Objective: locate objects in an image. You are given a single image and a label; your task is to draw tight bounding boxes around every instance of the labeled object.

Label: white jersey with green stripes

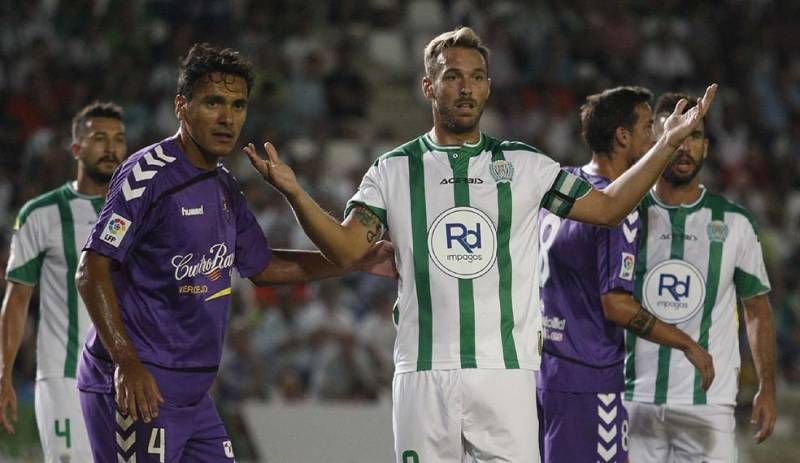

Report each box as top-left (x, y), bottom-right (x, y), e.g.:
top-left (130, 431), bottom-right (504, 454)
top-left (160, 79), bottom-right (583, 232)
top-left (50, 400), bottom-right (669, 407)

top-left (347, 133), bottom-right (590, 374)
top-left (624, 188), bottom-right (770, 406)
top-left (6, 182), bottom-right (104, 380)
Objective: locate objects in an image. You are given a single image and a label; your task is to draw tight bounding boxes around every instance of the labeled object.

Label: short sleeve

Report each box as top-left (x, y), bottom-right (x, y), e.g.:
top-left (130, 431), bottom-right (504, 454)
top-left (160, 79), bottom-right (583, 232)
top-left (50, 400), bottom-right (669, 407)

top-left (597, 210), bottom-right (640, 295)
top-left (5, 208), bottom-right (47, 285)
top-left (231, 185), bottom-right (272, 278)
top-left (541, 169), bottom-right (593, 217)
top-left (345, 161), bottom-right (387, 228)
top-left (84, 164), bottom-right (153, 263)
top-left (733, 216), bottom-right (770, 299)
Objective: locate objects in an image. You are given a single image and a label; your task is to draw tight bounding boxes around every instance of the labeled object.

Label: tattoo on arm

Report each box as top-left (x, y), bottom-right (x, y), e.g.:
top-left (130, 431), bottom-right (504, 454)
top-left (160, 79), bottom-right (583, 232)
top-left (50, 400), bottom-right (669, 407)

top-left (627, 307), bottom-right (657, 336)
top-left (354, 206), bottom-right (384, 244)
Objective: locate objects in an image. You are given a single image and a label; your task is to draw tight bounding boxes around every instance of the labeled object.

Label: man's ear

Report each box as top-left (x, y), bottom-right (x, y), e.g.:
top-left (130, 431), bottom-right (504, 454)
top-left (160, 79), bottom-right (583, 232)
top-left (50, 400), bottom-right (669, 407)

top-left (175, 94), bottom-right (187, 120)
top-left (70, 142), bottom-right (81, 160)
top-left (422, 76), bottom-right (433, 100)
top-left (613, 126), bottom-right (630, 150)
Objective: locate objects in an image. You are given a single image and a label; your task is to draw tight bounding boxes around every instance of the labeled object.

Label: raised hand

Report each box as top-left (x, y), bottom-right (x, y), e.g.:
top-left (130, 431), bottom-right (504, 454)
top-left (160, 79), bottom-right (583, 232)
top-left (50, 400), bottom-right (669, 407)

top-left (114, 356), bottom-right (164, 423)
top-left (357, 240), bottom-right (399, 279)
top-left (0, 376), bottom-right (17, 434)
top-left (243, 142), bottom-right (301, 199)
top-left (662, 83), bottom-right (717, 150)
top-left (684, 343), bottom-right (715, 391)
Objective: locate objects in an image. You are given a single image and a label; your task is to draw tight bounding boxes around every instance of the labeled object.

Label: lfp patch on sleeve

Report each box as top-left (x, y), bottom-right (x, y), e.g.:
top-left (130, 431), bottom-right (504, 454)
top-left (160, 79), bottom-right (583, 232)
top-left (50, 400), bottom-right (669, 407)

top-left (100, 213), bottom-right (132, 248)
top-left (619, 252), bottom-right (635, 281)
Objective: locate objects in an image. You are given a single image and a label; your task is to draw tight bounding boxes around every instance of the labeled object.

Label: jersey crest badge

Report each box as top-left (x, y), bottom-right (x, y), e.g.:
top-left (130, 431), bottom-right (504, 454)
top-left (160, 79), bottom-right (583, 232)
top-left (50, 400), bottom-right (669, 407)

top-left (489, 160), bottom-right (514, 183)
top-left (706, 220), bottom-right (728, 243)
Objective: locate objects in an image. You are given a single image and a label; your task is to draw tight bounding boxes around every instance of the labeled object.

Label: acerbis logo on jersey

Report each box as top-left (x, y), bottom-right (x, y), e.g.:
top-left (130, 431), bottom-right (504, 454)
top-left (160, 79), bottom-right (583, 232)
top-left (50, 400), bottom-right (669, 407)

top-left (643, 259), bottom-right (706, 323)
top-left (100, 213), bottom-right (132, 248)
top-left (428, 207), bottom-right (497, 279)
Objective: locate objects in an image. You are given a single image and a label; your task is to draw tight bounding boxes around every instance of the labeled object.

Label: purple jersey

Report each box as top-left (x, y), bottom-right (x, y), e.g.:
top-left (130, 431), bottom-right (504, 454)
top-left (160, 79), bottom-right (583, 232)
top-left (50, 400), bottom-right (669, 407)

top-left (79, 137), bottom-right (271, 382)
top-left (536, 166), bottom-right (639, 392)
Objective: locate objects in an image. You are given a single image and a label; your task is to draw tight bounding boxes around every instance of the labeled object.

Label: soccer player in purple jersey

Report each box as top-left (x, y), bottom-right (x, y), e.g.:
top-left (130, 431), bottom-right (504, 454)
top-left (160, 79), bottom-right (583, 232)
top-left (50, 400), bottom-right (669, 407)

top-left (536, 87), bottom-right (715, 463)
top-left (74, 43), bottom-right (393, 463)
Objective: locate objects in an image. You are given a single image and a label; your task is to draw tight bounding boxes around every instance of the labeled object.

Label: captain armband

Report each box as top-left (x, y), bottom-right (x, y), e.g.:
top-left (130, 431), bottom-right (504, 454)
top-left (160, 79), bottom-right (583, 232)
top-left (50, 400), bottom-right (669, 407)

top-left (626, 307), bottom-right (657, 336)
top-left (541, 170), bottom-right (592, 217)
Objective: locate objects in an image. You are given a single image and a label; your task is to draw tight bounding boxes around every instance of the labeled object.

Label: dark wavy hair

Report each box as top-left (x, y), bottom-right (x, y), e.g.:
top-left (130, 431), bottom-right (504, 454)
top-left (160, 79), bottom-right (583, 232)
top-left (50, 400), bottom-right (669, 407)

top-left (71, 101), bottom-right (123, 142)
top-left (580, 86), bottom-right (653, 155)
top-left (176, 43), bottom-right (254, 99)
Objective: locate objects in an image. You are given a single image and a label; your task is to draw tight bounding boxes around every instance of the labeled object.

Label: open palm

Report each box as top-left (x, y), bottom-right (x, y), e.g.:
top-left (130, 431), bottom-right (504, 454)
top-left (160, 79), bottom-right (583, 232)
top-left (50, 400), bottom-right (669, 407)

top-left (243, 142), bottom-right (301, 198)
top-left (662, 84), bottom-right (717, 149)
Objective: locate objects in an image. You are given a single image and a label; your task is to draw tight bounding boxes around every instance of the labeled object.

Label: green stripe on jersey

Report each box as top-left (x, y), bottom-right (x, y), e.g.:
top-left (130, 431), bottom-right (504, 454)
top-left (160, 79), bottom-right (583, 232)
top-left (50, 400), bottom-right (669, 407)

top-left (448, 151), bottom-right (477, 368)
top-left (90, 197), bottom-right (104, 215)
top-left (13, 187), bottom-right (63, 231)
top-left (492, 146), bottom-right (519, 368)
top-left (7, 252), bottom-right (46, 285)
top-left (693, 199), bottom-right (725, 403)
top-left (654, 208), bottom-right (689, 404)
top-left (408, 140), bottom-right (433, 371)
top-left (733, 268), bottom-right (770, 299)
top-left (626, 197), bottom-right (653, 400)
top-left (56, 187), bottom-right (80, 378)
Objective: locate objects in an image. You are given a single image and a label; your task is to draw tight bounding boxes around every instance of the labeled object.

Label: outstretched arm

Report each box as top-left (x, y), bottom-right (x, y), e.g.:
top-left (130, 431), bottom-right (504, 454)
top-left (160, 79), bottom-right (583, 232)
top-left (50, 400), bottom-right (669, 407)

top-left (0, 282), bottom-right (34, 434)
top-left (243, 142), bottom-right (383, 268)
top-left (741, 294), bottom-right (776, 444)
top-left (602, 290), bottom-right (714, 390)
top-left (249, 240), bottom-right (398, 285)
top-left (75, 251), bottom-right (163, 423)
top-left (568, 84), bottom-right (717, 226)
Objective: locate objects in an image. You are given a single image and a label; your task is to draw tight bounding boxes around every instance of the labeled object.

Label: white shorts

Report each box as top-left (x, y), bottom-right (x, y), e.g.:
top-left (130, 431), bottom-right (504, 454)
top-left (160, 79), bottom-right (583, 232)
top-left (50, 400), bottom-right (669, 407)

top-left (392, 369), bottom-right (539, 463)
top-left (35, 377), bottom-right (92, 463)
top-left (624, 400), bottom-right (737, 463)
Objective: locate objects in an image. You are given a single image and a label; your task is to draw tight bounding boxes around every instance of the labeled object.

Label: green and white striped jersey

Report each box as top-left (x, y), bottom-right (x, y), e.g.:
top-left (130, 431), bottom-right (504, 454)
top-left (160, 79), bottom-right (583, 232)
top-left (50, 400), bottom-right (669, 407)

top-left (624, 188), bottom-right (770, 405)
top-left (347, 133), bottom-right (590, 373)
top-left (5, 182), bottom-right (104, 380)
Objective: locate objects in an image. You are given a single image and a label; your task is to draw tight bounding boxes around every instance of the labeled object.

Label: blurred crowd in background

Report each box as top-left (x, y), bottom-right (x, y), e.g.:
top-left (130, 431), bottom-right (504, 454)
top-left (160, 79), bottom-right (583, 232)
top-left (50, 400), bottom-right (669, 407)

top-left (1, 0), bottom-right (799, 459)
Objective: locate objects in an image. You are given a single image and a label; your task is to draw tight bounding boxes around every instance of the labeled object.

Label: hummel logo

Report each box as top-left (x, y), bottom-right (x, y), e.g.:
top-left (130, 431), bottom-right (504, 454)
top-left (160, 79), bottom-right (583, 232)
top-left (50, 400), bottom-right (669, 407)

top-left (182, 205), bottom-right (204, 216)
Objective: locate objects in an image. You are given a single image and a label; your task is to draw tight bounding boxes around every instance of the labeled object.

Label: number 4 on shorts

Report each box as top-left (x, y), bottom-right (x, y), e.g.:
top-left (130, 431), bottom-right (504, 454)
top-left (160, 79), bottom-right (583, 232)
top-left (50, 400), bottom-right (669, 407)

top-left (148, 428), bottom-right (166, 463)
top-left (54, 418), bottom-right (71, 449)
top-left (402, 450), bottom-right (420, 463)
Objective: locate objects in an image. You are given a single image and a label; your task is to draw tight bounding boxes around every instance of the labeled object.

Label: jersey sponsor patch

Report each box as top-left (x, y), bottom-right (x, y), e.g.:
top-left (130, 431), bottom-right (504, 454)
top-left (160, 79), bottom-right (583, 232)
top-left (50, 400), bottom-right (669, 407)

top-left (619, 252), bottom-right (635, 281)
top-left (100, 213), bottom-right (132, 248)
top-left (643, 259), bottom-right (706, 323)
top-left (428, 206), bottom-right (497, 279)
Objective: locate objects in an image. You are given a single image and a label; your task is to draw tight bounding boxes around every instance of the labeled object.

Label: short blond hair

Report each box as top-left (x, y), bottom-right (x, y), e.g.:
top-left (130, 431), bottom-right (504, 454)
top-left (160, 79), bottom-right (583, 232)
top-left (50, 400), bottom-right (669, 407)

top-left (423, 26), bottom-right (490, 77)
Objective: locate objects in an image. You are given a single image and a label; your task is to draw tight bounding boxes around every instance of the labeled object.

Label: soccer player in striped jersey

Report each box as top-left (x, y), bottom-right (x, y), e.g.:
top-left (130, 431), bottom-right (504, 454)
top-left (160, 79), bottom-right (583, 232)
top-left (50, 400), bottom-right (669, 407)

top-left (0, 102), bottom-right (127, 462)
top-left (536, 87), bottom-right (714, 463)
top-left (245, 28), bottom-right (717, 463)
top-left (624, 92), bottom-right (777, 462)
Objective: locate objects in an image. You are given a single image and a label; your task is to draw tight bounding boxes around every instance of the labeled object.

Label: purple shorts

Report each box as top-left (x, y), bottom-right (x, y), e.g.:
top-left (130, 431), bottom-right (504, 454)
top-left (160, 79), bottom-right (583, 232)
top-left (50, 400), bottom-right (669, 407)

top-left (537, 388), bottom-right (629, 463)
top-left (78, 356), bottom-right (233, 463)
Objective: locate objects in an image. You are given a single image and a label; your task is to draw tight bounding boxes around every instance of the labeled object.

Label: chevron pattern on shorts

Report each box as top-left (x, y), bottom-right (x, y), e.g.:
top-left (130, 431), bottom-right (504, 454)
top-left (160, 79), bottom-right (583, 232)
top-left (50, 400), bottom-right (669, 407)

top-left (116, 410), bottom-right (136, 463)
top-left (597, 393), bottom-right (619, 462)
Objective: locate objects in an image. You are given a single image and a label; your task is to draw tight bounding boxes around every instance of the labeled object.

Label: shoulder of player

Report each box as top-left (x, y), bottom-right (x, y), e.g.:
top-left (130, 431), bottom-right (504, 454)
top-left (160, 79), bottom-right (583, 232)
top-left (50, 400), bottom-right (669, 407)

top-left (112, 140), bottom-right (183, 201)
top-left (496, 139), bottom-right (546, 156)
top-left (14, 184), bottom-right (71, 230)
top-left (369, 138), bottom-right (422, 167)
top-left (703, 190), bottom-right (759, 231)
